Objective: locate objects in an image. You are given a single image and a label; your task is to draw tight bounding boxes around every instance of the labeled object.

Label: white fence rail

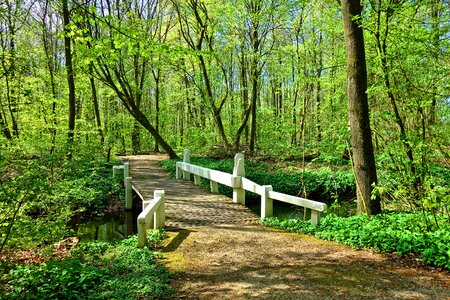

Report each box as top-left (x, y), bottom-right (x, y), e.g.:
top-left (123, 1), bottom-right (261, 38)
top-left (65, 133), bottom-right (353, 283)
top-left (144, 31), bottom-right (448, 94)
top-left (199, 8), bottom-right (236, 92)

top-left (113, 163), bottom-right (165, 248)
top-left (137, 190), bottom-right (165, 248)
top-left (176, 149), bottom-right (327, 225)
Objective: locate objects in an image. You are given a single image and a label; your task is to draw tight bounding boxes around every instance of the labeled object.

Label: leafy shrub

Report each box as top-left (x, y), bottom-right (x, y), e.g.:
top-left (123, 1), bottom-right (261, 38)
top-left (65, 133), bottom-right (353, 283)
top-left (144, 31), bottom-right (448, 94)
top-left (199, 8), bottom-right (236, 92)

top-left (3, 259), bottom-right (107, 299)
top-left (262, 211), bottom-right (450, 270)
top-left (2, 230), bottom-right (172, 299)
top-left (0, 156), bottom-right (122, 250)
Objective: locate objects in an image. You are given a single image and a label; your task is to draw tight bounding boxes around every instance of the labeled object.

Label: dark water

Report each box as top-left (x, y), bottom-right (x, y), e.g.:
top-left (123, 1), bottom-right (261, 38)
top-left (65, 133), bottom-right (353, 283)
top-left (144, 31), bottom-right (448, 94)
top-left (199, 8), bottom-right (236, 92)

top-left (72, 210), bottom-right (141, 243)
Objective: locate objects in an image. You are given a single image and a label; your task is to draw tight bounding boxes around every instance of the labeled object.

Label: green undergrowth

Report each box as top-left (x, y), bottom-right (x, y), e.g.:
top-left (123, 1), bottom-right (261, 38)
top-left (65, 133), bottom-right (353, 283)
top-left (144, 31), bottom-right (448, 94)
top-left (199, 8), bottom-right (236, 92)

top-left (159, 157), bottom-right (355, 204)
top-left (1, 230), bottom-right (172, 299)
top-left (0, 155), bottom-right (124, 250)
top-left (263, 212), bottom-right (450, 270)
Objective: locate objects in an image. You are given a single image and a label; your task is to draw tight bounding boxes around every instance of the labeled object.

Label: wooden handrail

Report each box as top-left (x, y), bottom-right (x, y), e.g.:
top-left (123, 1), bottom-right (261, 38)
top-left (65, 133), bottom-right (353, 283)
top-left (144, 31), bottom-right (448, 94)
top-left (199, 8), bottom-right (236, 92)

top-left (176, 149), bottom-right (327, 225)
top-left (137, 190), bottom-right (165, 248)
top-left (113, 164), bottom-right (166, 248)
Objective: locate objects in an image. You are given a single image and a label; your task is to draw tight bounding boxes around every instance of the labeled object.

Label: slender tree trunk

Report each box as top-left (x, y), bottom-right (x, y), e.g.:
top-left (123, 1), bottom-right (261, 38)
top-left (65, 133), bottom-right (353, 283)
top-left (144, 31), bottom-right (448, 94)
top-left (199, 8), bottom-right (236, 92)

top-left (373, 3), bottom-right (415, 174)
top-left (0, 109), bottom-right (12, 140)
top-left (5, 1), bottom-right (18, 138)
top-left (89, 64), bottom-right (104, 145)
top-left (152, 69), bottom-right (161, 152)
top-left (341, 0), bottom-right (381, 215)
top-left (63, 0), bottom-right (76, 159)
top-left (249, 50), bottom-right (259, 155)
top-left (198, 54), bottom-right (230, 149)
top-left (235, 44), bottom-right (250, 150)
top-left (5, 77), bottom-right (18, 138)
top-left (132, 121), bottom-right (141, 154)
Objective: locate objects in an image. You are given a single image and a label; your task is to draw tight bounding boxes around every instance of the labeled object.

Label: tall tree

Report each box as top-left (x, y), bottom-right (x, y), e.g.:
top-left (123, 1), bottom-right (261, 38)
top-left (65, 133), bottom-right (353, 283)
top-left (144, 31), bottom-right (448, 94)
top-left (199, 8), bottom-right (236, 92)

top-left (0, 0), bottom-right (24, 138)
top-left (75, 0), bottom-right (179, 159)
top-left (341, 0), bottom-right (381, 214)
top-left (62, 0), bottom-right (76, 158)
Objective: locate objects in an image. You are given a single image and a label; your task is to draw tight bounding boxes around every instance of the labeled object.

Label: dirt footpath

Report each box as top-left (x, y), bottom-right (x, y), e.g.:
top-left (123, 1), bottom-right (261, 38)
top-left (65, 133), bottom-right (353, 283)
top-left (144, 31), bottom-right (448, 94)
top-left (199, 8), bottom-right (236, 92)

top-left (125, 156), bottom-right (450, 299)
top-left (162, 224), bottom-right (450, 300)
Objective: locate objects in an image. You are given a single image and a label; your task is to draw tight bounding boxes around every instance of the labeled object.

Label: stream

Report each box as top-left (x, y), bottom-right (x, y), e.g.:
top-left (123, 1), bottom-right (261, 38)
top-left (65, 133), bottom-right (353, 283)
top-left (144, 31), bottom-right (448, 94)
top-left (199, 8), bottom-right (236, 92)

top-left (72, 209), bottom-right (141, 243)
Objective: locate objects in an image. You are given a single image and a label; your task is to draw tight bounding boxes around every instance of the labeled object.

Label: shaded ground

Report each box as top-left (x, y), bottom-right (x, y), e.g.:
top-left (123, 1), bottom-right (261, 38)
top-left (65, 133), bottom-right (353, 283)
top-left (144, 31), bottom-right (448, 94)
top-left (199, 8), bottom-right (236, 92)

top-left (125, 155), bottom-right (450, 300)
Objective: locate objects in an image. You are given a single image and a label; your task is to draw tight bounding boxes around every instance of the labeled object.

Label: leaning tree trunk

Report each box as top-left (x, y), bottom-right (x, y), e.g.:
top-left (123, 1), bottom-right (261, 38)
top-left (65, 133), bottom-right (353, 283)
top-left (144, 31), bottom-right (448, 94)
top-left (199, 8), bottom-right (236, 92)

top-left (341, 0), bottom-right (381, 215)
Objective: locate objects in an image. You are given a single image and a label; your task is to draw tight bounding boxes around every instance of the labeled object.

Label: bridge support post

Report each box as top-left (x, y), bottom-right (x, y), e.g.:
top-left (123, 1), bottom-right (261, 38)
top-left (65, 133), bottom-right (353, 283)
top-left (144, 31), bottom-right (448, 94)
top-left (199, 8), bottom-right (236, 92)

top-left (176, 162), bottom-right (181, 179)
top-left (210, 180), bottom-right (218, 193)
top-left (154, 190), bottom-right (165, 228)
top-left (232, 153), bottom-right (245, 205)
top-left (183, 149), bottom-right (190, 180)
top-left (125, 177), bottom-right (133, 210)
top-left (311, 210), bottom-right (321, 226)
top-left (261, 185), bottom-right (273, 219)
top-left (123, 162), bottom-right (130, 185)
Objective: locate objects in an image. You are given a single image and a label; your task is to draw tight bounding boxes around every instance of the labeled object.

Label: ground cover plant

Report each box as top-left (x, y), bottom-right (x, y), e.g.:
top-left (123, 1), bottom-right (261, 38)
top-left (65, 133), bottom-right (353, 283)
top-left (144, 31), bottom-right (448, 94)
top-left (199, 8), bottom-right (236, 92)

top-left (1, 231), bottom-right (172, 299)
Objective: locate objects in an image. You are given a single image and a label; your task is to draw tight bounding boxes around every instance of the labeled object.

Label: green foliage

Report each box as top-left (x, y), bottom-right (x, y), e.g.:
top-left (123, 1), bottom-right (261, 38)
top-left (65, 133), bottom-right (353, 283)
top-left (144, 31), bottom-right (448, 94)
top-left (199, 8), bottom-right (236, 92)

top-left (311, 155), bottom-right (350, 166)
top-left (3, 259), bottom-right (106, 299)
top-left (0, 154), bottom-right (123, 250)
top-left (2, 230), bottom-right (172, 299)
top-left (263, 211), bottom-right (450, 269)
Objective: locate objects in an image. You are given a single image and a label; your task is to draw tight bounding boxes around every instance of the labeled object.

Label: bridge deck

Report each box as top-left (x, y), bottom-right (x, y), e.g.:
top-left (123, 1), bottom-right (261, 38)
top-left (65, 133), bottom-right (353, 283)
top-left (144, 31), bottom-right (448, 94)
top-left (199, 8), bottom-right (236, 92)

top-left (124, 155), bottom-right (259, 228)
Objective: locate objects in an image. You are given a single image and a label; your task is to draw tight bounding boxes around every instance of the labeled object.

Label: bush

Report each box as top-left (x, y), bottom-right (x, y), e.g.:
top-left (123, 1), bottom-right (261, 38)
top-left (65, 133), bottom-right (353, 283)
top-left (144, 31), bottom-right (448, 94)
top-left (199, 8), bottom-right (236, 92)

top-left (0, 155), bottom-right (123, 250)
top-left (2, 230), bottom-right (172, 299)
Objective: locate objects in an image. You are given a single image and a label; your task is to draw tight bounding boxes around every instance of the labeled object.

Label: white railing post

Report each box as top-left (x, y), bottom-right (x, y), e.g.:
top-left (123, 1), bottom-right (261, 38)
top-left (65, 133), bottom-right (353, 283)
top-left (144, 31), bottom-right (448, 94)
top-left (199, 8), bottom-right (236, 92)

top-left (125, 177), bottom-right (133, 210)
top-left (311, 210), bottom-right (321, 226)
top-left (176, 162), bottom-right (182, 179)
top-left (137, 219), bottom-right (147, 248)
top-left (183, 149), bottom-right (190, 180)
top-left (123, 162), bottom-right (130, 185)
top-left (154, 190), bottom-right (165, 228)
top-left (232, 153), bottom-right (245, 205)
top-left (210, 180), bottom-right (218, 193)
top-left (142, 199), bottom-right (154, 228)
top-left (261, 185), bottom-right (273, 219)
top-left (194, 174), bottom-right (201, 185)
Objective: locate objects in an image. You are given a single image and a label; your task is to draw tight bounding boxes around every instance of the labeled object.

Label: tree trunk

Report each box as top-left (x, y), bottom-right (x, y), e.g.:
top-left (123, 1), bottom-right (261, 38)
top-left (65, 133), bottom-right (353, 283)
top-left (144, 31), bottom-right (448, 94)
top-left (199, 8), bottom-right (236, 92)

top-left (89, 64), bottom-right (104, 145)
top-left (131, 121), bottom-right (141, 154)
top-left (127, 102), bottom-right (178, 159)
top-left (0, 109), bottom-right (12, 140)
top-left (4, 1), bottom-right (19, 138)
top-left (63, 0), bottom-right (76, 159)
top-left (152, 69), bottom-right (161, 152)
top-left (341, 0), bottom-right (381, 215)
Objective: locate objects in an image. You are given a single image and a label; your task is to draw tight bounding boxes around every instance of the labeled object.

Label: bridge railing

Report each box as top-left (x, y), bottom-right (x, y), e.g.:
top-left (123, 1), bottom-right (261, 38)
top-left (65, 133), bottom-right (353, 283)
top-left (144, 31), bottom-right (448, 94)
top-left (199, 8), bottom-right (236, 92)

top-left (176, 149), bottom-right (327, 225)
top-left (113, 163), bottom-right (165, 248)
top-left (137, 190), bottom-right (165, 248)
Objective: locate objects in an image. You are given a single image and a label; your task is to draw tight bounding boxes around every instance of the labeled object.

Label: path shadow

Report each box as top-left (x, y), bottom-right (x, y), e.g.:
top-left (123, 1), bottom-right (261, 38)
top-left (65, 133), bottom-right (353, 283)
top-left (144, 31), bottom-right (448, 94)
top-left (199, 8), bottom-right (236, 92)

top-left (161, 228), bottom-right (193, 253)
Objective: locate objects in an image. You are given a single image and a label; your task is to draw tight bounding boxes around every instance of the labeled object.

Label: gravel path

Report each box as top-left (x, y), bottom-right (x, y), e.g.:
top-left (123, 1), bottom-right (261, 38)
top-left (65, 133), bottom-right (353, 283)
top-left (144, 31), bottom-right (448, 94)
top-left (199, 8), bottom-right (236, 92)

top-left (125, 155), bottom-right (450, 300)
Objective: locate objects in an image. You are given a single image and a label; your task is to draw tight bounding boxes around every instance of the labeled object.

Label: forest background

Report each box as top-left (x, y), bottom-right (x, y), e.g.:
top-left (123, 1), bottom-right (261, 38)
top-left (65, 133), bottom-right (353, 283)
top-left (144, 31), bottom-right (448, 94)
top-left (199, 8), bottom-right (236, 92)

top-left (0, 0), bottom-right (449, 297)
top-left (0, 0), bottom-right (450, 284)
top-left (2, 0), bottom-right (449, 208)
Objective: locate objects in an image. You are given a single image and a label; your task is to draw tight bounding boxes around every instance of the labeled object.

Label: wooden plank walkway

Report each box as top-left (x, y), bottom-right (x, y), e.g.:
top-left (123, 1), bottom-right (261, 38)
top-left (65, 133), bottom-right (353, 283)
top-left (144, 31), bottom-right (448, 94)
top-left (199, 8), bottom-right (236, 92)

top-left (123, 155), bottom-right (450, 300)
top-left (124, 155), bottom-right (259, 228)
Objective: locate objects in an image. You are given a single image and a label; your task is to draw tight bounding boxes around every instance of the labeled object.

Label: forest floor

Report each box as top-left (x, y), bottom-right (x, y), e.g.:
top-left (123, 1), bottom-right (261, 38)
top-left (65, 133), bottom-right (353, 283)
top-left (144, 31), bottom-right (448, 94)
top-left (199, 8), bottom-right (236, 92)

top-left (126, 155), bottom-right (450, 300)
